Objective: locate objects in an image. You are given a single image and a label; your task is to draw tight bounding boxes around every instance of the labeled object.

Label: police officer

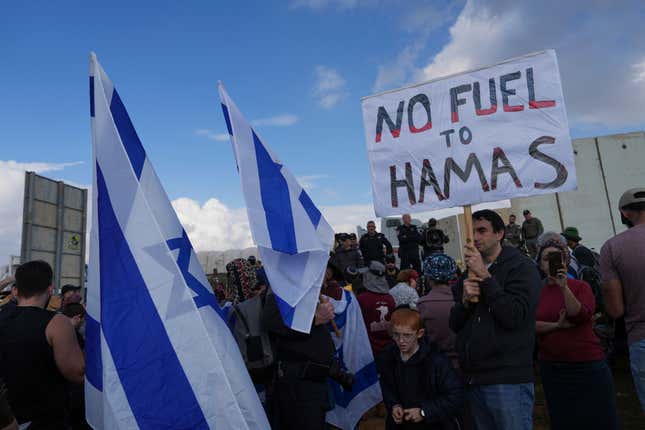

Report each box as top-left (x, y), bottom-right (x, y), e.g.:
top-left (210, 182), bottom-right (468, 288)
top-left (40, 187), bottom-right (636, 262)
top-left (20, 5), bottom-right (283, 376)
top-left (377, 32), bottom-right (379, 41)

top-left (262, 290), bottom-right (335, 430)
top-left (359, 221), bottom-right (393, 265)
top-left (397, 214), bottom-right (422, 273)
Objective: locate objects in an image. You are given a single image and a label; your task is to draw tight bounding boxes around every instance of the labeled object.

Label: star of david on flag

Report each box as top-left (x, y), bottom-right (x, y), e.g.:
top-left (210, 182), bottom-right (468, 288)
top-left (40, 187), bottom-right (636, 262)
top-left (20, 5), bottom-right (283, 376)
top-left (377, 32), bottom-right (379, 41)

top-left (86, 53), bottom-right (269, 429)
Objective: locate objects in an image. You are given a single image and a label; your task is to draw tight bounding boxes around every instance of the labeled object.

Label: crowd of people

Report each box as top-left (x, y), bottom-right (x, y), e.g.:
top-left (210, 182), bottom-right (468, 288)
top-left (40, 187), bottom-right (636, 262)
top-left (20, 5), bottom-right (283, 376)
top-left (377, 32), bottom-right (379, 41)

top-left (1, 186), bottom-right (644, 429)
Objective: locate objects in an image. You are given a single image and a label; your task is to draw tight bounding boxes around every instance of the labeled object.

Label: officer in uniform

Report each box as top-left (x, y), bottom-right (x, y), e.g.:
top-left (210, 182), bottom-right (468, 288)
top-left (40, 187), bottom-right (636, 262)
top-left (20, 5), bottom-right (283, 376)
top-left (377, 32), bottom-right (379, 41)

top-left (397, 214), bottom-right (422, 273)
top-left (359, 220), bottom-right (393, 265)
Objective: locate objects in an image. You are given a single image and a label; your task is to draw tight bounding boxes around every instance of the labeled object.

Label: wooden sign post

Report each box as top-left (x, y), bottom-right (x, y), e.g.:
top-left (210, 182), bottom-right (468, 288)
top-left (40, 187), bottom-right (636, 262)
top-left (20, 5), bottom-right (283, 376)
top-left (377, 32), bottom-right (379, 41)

top-left (320, 295), bottom-right (341, 337)
top-left (463, 205), bottom-right (474, 245)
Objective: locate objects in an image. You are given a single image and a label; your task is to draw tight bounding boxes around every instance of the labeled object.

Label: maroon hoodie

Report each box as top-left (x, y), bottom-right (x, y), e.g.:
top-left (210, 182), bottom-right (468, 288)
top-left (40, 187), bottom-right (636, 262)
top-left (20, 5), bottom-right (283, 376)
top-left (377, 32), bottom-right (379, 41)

top-left (357, 291), bottom-right (395, 355)
top-left (418, 286), bottom-right (458, 367)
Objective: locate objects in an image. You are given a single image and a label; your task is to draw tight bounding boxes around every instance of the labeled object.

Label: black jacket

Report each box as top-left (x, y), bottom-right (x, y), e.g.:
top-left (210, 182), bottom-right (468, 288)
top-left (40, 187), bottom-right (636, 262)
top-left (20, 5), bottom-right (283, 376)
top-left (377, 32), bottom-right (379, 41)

top-left (331, 245), bottom-right (364, 273)
top-left (386, 267), bottom-right (400, 288)
top-left (572, 244), bottom-right (596, 269)
top-left (262, 291), bottom-right (334, 364)
top-left (449, 246), bottom-right (541, 385)
top-left (422, 228), bottom-right (449, 255)
top-left (397, 225), bottom-right (422, 259)
top-left (360, 233), bottom-right (393, 264)
top-left (377, 341), bottom-right (464, 430)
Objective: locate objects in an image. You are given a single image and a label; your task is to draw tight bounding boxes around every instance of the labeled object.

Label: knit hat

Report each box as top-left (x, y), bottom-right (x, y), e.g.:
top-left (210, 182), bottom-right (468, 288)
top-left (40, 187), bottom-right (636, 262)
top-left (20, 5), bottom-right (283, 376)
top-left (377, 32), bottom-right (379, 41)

top-left (361, 261), bottom-right (389, 294)
top-left (423, 254), bottom-right (457, 283)
top-left (536, 237), bottom-right (570, 268)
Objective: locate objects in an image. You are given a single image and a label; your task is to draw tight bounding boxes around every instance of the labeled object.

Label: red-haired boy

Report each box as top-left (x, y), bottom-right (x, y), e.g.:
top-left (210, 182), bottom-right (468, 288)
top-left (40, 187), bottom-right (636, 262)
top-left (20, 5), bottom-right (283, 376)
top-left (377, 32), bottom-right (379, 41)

top-left (377, 307), bottom-right (464, 429)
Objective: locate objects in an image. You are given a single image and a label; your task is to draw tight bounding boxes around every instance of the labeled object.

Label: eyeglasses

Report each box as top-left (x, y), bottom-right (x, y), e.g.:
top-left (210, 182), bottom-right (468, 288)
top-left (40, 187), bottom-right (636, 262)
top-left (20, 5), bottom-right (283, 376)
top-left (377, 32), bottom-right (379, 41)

top-left (391, 331), bottom-right (417, 341)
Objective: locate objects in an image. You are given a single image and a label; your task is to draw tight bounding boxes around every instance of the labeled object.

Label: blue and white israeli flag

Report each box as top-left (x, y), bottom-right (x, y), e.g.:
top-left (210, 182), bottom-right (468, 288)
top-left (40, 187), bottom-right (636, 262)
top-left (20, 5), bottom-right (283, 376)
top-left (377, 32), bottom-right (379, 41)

top-left (327, 291), bottom-right (383, 430)
top-left (86, 53), bottom-right (269, 429)
top-left (218, 84), bottom-right (335, 333)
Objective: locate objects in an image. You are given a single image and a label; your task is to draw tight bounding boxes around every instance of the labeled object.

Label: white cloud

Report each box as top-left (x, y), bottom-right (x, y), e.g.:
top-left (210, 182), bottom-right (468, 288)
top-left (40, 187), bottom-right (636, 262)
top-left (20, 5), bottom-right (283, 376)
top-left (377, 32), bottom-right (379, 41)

top-left (196, 115), bottom-right (299, 142)
top-left (320, 203), bottom-right (376, 233)
top-left (252, 114), bottom-right (299, 127)
top-left (170, 196), bottom-right (373, 252)
top-left (370, 2), bottom-right (463, 92)
top-left (318, 93), bottom-right (344, 110)
top-left (373, 42), bottom-right (425, 92)
top-left (290, 0), bottom-right (375, 10)
top-left (0, 160), bottom-right (83, 267)
top-left (172, 198), bottom-right (254, 251)
top-left (399, 1), bottom-right (465, 34)
top-left (314, 66), bottom-right (346, 92)
top-left (633, 59), bottom-right (645, 83)
top-left (195, 129), bottom-right (229, 142)
top-left (171, 197), bottom-right (376, 251)
top-left (295, 175), bottom-right (328, 191)
top-left (323, 188), bottom-right (340, 199)
top-left (415, 0), bottom-right (645, 128)
top-left (313, 65), bottom-right (348, 109)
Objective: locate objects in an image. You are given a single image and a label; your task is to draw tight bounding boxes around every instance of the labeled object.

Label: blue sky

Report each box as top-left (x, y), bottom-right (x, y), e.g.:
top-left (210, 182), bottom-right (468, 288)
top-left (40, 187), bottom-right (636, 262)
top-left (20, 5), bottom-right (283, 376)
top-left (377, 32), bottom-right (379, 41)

top-left (1, 0), bottom-right (455, 205)
top-left (1, 0), bottom-right (644, 260)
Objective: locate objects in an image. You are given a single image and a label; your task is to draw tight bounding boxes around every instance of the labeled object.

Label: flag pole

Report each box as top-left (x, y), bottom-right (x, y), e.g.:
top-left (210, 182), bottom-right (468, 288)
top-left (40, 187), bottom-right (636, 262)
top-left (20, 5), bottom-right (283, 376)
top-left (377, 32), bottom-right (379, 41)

top-left (320, 295), bottom-right (341, 337)
top-left (463, 204), bottom-right (479, 303)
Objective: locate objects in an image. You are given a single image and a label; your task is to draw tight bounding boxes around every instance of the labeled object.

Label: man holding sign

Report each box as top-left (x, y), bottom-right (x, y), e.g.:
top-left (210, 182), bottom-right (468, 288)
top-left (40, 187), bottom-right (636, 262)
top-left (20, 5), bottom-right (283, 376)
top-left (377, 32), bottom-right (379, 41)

top-left (361, 50), bottom-right (576, 430)
top-left (450, 210), bottom-right (541, 429)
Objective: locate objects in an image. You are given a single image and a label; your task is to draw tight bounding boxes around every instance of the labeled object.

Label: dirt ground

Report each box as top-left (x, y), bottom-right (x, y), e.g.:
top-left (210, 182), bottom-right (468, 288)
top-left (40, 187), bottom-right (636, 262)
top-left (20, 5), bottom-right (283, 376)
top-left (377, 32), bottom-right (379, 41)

top-left (357, 356), bottom-right (645, 430)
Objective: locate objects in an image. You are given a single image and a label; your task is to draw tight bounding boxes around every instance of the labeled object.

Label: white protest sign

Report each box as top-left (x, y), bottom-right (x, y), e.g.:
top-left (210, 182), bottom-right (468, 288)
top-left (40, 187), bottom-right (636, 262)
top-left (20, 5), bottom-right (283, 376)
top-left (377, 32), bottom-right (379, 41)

top-left (361, 50), bottom-right (576, 217)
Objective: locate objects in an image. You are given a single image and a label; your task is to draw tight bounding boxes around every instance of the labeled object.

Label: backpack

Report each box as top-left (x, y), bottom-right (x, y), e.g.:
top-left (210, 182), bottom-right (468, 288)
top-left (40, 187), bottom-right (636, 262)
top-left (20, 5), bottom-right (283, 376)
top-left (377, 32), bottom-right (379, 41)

top-left (578, 250), bottom-right (603, 312)
top-left (428, 229), bottom-right (442, 245)
top-left (230, 294), bottom-right (275, 371)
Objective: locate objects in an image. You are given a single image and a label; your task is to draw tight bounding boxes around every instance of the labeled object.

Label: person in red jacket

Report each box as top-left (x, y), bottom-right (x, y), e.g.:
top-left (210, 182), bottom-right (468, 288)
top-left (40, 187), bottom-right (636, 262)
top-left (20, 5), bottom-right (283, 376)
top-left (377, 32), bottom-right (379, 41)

top-left (357, 261), bottom-right (396, 355)
top-left (535, 238), bottom-right (618, 430)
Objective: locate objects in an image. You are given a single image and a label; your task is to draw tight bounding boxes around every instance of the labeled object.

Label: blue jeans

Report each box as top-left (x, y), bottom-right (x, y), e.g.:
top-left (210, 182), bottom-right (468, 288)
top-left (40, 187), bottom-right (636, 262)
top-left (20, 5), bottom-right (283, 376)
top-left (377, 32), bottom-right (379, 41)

top-left (468, 383), bottom-right (534, 430)
top-left (629, 339), bottom-right (645, 413)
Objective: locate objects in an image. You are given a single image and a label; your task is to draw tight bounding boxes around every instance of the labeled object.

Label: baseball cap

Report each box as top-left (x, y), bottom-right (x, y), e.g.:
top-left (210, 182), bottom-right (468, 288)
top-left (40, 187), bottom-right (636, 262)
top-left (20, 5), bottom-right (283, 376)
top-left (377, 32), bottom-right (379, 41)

top-left (619, 188), bottom-right (645, 209)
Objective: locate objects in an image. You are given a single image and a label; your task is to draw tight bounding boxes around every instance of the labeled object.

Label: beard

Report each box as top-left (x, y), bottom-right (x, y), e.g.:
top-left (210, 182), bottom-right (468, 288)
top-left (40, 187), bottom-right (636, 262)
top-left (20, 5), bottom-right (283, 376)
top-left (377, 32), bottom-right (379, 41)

top-left (621, 213), bottom-right (634, 228)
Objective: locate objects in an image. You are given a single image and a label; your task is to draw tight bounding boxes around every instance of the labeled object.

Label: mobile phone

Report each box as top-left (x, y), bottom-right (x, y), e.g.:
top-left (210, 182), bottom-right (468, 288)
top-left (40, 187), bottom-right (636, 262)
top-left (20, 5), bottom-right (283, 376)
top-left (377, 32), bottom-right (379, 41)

top-left (547, 251), bottom-right (563, 277)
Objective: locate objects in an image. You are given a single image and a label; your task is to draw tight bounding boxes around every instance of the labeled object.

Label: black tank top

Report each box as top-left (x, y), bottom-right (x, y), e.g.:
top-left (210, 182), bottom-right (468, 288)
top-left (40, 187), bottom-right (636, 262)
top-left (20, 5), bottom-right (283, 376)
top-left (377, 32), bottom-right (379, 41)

top-left (0, 306), bottom-right (66, 427)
